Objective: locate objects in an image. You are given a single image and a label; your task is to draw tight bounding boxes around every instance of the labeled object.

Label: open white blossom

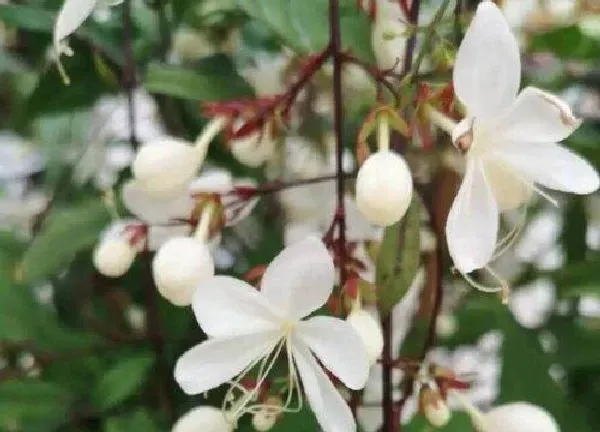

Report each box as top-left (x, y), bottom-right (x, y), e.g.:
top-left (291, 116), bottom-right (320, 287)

top-left (445, 1), bottom-right (599, 275)
top-left (175, 237), bottom-right (370, 432)
top-left (53, 0), bottom-right (123, 83)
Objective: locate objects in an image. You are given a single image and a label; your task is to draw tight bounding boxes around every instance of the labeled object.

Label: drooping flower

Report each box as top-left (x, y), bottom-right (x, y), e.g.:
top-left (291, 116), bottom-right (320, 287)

top-left (355, 115), bottom-right (413, 227)
top-left (132, 117), bottom-right (227, 197)
top-left (174, 237), bottom-right (371, 432)
top-left (446, 1), bottom-right (599, 275)
top-left (53, 0), bottom-right (123, 84)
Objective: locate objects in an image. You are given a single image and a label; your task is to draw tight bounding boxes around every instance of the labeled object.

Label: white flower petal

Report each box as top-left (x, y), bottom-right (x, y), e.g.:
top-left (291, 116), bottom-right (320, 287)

top-left (493, 142), bottom-right (600, 194)
top-left (175, 332), bottom-right (279, 395)
top-left (483, 159), bottom-right (532, 211)
top-left (292, 342), bottom-right (356, 432)
top-left (446, 158), bottom-right (499, 273)
top-left (453, 1), bottom-right (521, 119)
top-left (54, 0), bottom-right (98, 48)
top-left (192, 276), bottom-right (281, 338)
top-left (260, 237), bottom-right (335, 319)
top-left (497, 87), bottom-right (582, 143)
top-left (297, 316), bottom-right (370, 390)
top-left (122, 180), bottom-right (194, 224)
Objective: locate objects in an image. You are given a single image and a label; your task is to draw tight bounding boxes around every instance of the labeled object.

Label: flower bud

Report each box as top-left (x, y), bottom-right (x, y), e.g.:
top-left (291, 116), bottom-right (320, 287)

top-left (355, 150), bottom-right (413, 226)
top-left (172, 406), bottom-right (233, 432)
top-left (372, 17), bottom-right (407, 73)
top-left (230, 130), bottom-right (275, 167)
top-left (483, 403), bottom-right (559, 432)
top-left (252, 409), bottom-right (278, 431)
top-left (93, 237), bottom-right (137, 277)
top-left (420, 386), bottom-right (451, 428)
top-left (153, 237), bottom-right (214, 306)
top-left (132, 137), bottom-right (202, 197)
top-left (346, 308), bottom-right (383, 365)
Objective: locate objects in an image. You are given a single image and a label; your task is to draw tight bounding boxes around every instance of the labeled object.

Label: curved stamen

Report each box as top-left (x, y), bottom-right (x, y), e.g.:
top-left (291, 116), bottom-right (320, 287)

top-left (492, 205), bottom-right (528, 260)
top-left (221, 335), bottom-right (304, 423)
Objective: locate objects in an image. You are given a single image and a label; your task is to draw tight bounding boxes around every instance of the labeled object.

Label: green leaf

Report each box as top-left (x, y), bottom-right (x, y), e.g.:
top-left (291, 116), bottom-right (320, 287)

top-left (552, 253), bottom-right (600, 298)
top-left (376, 198), bottom-right (421, 316)
top-left (235, 0), bottom-right (373, 60)
top-left (529, 25), bottom-right (600, 60)
top-left (0, 4), bottom-right (54, 33)
top-left (18, 200), bottom-right (111, 283)
top-left (104, 408), bottom-right (161, 432)
top-left (90, 353), bottom-right (155, 412)
top-left (144, 57), bottom-right (254, 101)
top-left (0, 380), bottom-right (71, 428)
top-left (497, 308), bottom-right (593, 432)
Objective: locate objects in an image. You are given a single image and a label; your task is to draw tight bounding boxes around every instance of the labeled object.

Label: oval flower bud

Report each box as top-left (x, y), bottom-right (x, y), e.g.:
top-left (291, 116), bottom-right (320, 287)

top-left (346, 308), bottom-right (383, 365)
top-left (172, 406), bottom-right (233, 432)
top-left (93, 237), bottom-right (137, 277)
top-left (230, 130), bottom-right (276, 167)
top-left (132, 137), bottom-right (202, 197)
top-left (152, 237), bottom-right (215, 306)
top-left (355, 150), bottom-right (413, 226)
top-left (372, 10), bottom-right (407, 73)
top-left (420, 387), bottom-right (451, 428)
top-left (483, 403), bottom-right (559, 432)
top-left (252, 409), bottom-right (278, 432)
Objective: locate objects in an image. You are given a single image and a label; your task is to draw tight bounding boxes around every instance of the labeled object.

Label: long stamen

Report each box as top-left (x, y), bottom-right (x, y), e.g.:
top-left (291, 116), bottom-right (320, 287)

top-left (452, 391), bottom-right (488, 432)
top-left (460, 266), bottom-right (510, 298)
top-left (222, 338), bottom-right (283, 417)
top-left (492, 205), bottom-right (528, 260)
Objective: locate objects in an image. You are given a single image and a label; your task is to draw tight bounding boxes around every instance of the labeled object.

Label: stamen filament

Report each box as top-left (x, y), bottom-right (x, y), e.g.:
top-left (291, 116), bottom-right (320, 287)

top-left (194, 203), bottom-right (215, 242)
top-left (492, 205), bottom-right (528, 260)
top-left (427, 107), bottom-right (458, 136)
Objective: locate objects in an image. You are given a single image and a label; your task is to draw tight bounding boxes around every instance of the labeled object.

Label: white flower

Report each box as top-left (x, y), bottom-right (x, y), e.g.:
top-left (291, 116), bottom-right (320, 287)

top-left (53, 0), bottom-right (123, 83)
top-left (356, 150), bottom-right (413, 226)
top-left (174, 237), bottom-right (371, 432)
top-left (93, 236), bottom-right (137, 277)
top-left (446, 1), bottom-right (599, 274)
top-left (172, 406), bottom-right (233, 432)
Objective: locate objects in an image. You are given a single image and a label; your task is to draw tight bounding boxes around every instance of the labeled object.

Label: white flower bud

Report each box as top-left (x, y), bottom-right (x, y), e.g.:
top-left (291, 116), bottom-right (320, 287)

top-left (346, 308), bottom-right (383, 365)
top-left (356, 150), bottom-right (413, 226)
top-left (172, 406), bottom-right (233, 432)
top-left (252, 409), bottom-right (278, 432)
top-left (230, 130), bottom-right (275, 167)
top-left (93, 237), bottom-right (137, 277)
top-left (132, 137), bottom-right (202, 197)
top-left (372, 17), bottom-right (407, 73)
top-left (425, 397), bottom-right (451, 427)
top-left (152, 237), bottom-right (214, 306)
top-left (420, 387), bottom-right (451, 428)
top-left (483, 403), bottom-right (559, 432)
